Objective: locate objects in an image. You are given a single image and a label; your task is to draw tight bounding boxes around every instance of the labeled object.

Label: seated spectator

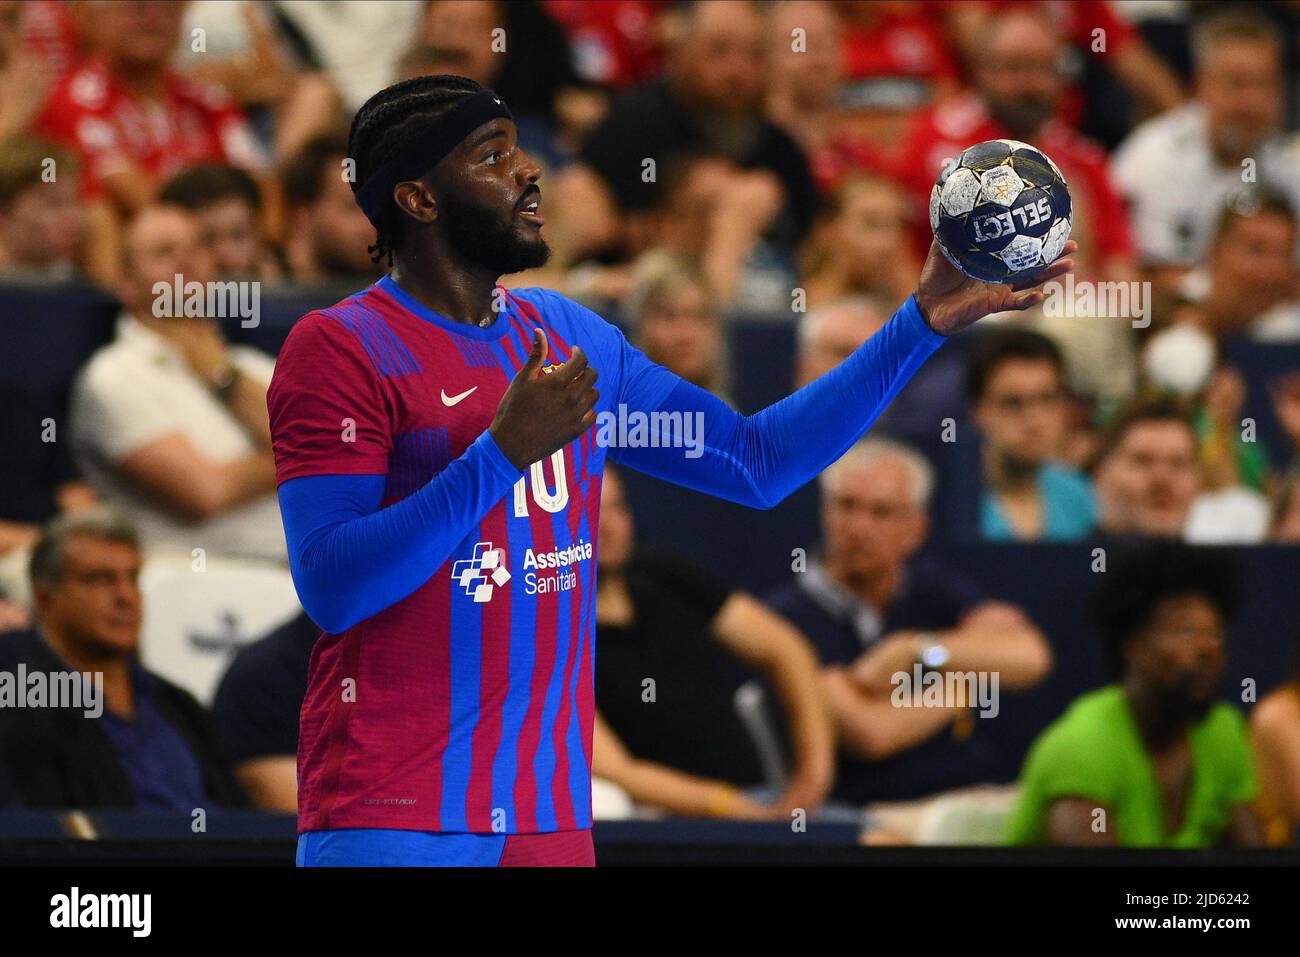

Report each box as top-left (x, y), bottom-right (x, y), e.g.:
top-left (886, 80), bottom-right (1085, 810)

top-left (0, 509), bottom-right (248, 810)
top-left (643, 153), bottom-right (788, 314)
top-left (212, 611), bottom-right (319, 812)
top-left (1006, 542), bottom-right (1263, 848)
top-left (795, 296), bottom-right (887, 388)
top-left (1251, 630), bottom-right (1300, 845)
top-left (624, 251), bottom-right (731, 402)
top-left (1140, 323), bottom-right (1273, 499)
top-left (0, 138), bottom-right (85, 280)
top-left (943, 0), bottom-right (1183, 148)
top-left (1175, 190), bottom-right (1300, 344)
top-left (592, 468), bottom-right (835, 820)
top-left (764, 437), bottom-right (1053, 805)
top-left (158, 163), bottom-right (282, 282)
top-left (1195, 363), bottom-right (1271, 497)
top-left (966, 329), bottom-right (1096, 541)
top-left (33, 0), bottom-right (266, 284)
top-left (552, 152), bottom-right (788, 314)
top-left (1093, 395), bottom-right (1269, 543)
top-left (1112, 9), bottom-right (1300, 286)
top-left (801, 175), bottom-right (919, 309)
top-left (281, 133), bottom-right (383, 286)
top-left (764, 0), bottom-right (846, 192)
top-left (554, 0), bottom-right (817, 265)
top-left (793, 295), bottom-right (966, 449)
top-left (68, 203), bottom-right (285, 562)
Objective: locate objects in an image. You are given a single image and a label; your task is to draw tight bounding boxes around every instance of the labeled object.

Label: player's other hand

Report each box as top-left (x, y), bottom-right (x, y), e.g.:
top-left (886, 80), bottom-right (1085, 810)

top-left (490, 328), bottom-right (600, 471)
top-left (915, 238), bottom-right (1077, 336)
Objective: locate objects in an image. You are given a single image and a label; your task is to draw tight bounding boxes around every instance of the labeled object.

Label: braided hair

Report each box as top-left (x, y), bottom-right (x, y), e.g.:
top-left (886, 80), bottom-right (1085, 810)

top-left (347, 74), bottom-right (485, 266)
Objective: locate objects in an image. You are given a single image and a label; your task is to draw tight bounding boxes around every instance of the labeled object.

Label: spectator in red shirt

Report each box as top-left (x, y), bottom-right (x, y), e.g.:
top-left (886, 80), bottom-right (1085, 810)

top-left (33, 0), bottom-right (265, 286)
top-left (889, 7), bottom-right (1135, 283)
top-left (942, 0), bottom-right (1184, 136)
top-left (36, 0), bottom-right (265, 208)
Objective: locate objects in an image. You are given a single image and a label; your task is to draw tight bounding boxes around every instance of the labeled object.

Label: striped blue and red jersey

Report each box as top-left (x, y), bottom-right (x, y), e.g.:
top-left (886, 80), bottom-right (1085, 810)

top-left (269, 273), bottom-right (946, 838)
top-left (268, 275), bottom-right (678, 835)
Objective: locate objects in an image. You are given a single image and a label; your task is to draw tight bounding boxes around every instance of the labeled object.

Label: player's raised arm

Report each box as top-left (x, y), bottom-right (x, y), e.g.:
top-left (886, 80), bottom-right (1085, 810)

top-left (609, 239), bottom-right (1075, 509)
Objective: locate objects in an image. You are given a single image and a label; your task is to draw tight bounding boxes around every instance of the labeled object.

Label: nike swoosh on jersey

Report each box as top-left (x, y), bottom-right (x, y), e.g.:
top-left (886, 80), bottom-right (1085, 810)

top-left (441, 386), bottom-right (478, 406)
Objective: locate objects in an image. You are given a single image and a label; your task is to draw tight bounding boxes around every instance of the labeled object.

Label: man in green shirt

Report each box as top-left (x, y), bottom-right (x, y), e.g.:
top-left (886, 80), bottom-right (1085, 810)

top-left (1006, 542), bottom-right (1263, 848)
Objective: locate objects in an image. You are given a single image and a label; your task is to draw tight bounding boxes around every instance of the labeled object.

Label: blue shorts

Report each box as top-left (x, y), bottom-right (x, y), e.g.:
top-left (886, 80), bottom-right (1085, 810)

top-left (296, 828), bottom-right (595, 866)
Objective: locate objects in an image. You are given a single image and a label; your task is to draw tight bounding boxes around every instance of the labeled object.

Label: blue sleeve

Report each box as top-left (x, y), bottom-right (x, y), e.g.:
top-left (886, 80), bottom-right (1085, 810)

top-left (278, 430), bottom-right (522, 634)
top-left (609, 295), bottom-right (946, 507)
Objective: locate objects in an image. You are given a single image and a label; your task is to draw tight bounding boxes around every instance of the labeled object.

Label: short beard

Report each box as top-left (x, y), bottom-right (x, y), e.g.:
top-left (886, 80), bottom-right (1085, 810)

top-left (1156, 682), bottom-right (1216, 727)
top-left (988, 96), bottom-right (1055, 140)
top-left (440, 191), bottom-right (550, 275)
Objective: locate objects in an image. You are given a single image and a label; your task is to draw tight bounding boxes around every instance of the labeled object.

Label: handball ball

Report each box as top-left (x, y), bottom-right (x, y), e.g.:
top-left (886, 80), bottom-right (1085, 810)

top-left (929, 139), bottom-right (1072, 284)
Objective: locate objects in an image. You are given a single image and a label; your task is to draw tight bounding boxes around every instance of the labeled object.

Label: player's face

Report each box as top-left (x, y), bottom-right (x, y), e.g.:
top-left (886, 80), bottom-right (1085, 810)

top-left (1096, 423), bottom-right (1200, 537)
top-left (36, 537), bottom-right (143, 660)
top-left (1199, 40), bottom-right (1282, 155)
top-left (974, 360), bottom-right (1067, 466)
top-left (1127, 594), bottom-right (1225, 717)
top-left (822, 459), bottom-right (927, 577)
top-left (435, 118), bottom-right (549, 275)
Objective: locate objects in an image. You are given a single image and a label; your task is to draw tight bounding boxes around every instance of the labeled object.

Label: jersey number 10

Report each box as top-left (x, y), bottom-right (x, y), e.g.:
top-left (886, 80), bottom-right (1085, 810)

top-left (512, 449), bottom-right (569, 516)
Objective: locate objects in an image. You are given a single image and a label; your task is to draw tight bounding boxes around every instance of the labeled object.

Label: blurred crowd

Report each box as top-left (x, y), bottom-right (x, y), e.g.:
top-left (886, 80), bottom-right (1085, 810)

top-left (1, 0), bottom-right (1299, 850)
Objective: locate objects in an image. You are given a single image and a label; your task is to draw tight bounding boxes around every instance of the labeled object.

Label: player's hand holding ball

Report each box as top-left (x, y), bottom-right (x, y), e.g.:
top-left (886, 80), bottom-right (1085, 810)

top-left (490, 328), bottom-right (600, 470)
top-left (916, 139), bottom-right (1077, 336)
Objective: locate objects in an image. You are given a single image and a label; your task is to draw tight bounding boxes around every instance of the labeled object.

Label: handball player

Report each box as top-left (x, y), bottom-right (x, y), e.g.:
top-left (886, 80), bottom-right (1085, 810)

top-left (268, 75), bottom-right (1075, 866)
